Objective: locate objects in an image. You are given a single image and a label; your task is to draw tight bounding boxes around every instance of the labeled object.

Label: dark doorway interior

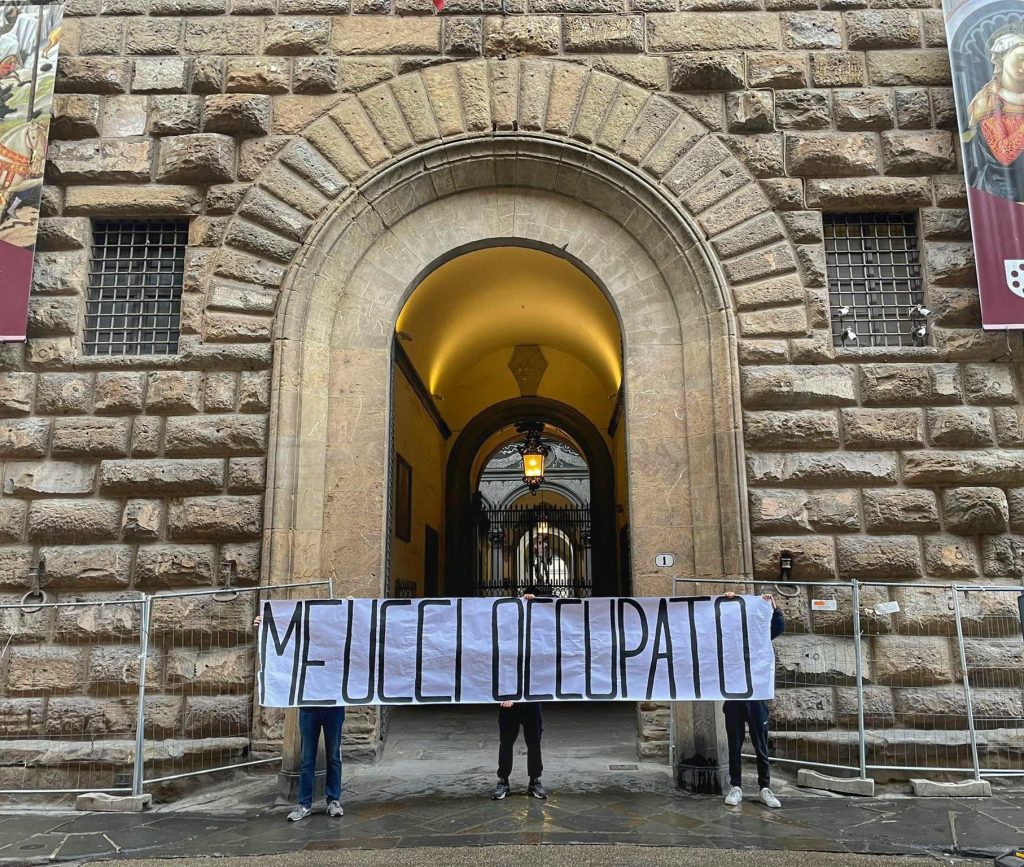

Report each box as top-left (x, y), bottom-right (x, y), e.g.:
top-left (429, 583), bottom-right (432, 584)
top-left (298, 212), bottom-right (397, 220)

top-left (423, 525), bottom-right (440, 598)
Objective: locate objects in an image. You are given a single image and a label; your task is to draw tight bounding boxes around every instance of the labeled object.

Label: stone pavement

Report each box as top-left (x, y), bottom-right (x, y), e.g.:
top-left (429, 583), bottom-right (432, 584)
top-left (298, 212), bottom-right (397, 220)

top-left (1, 705), bottom-right (1021, 864)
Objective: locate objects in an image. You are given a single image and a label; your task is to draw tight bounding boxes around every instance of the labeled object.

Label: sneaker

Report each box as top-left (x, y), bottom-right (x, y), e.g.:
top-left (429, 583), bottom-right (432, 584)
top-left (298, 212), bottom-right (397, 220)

top-left (724, 786), bottom-right (743, 807)
top-left (528, 779), bottom-right (547, 800)
top-left (327, 800), bottom-right (344, 818)
top-left (759, 787), bottom-right (781, 809)
top-left (491, 779), bottom-right (511, 800)
top-left (287, 805), bottom-right (312, 822)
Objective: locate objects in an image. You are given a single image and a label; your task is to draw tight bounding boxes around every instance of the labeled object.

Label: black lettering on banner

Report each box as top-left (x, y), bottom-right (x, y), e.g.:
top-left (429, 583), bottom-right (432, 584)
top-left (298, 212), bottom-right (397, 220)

top-left (415, 599), bottom-right (453, 703)
top-left (491, 597), bottom-right (524, 701)
top-left (260, 600), bottom-right (303, 706)
top-left (715, 595), bottom-right (753, 699)
top-left (342, 599), bottom-right (378, 704)
top-left (616, 598), bottom-right (649, 699)
top-left (676, 596), bottom-right (710, 699)
top-left (297, 599), bottom-right (341, 705)
top-left (377, 599), bottom-right (413, 703)
top-left (555, 598), bottom-right (583, 700)
top-left (645, 598), bottom-right (677, 700)
top-left (524, 597), bottom-right (554, 701)
top-left (584, 599), bottom-right (618, 699)
top-left (454, 598), bottom-right (463, 702)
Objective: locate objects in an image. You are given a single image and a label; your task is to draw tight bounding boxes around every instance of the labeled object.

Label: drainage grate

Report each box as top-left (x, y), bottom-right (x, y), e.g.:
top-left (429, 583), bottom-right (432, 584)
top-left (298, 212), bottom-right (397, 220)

top-left (609, 763), bottom-right (639, 770)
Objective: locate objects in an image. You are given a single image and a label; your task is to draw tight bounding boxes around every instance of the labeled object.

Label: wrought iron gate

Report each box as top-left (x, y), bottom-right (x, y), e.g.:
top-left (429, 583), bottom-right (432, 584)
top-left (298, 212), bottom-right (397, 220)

top-left (473, 504), bottom-right (593, 598)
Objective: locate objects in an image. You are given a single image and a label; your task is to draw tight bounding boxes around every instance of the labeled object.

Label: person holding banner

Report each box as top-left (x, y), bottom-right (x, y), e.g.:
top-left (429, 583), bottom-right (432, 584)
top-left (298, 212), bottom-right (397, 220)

top-left (492, 589), bottom-right (547, 801)
top-left (722, 593), bottom-right (785, 810)
top-left (254, 614), bottom-right (346, 823)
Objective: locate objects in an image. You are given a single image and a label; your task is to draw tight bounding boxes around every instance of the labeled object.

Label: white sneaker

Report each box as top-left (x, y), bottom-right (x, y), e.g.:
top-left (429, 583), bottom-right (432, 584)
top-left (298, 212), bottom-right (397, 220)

top-left (759, 787), bottom-right (781, 808)
top-left (724, 785), bottom-right (743, 806)
top-left (327, 799), bottom-right (344, 818)
top-left (287, 805), bottom-right (312, 822)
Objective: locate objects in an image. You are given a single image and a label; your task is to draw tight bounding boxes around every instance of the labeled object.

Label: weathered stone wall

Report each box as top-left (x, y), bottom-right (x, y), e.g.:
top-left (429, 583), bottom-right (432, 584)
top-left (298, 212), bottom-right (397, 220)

top-left (0, 0), bottom-right (1021, 776)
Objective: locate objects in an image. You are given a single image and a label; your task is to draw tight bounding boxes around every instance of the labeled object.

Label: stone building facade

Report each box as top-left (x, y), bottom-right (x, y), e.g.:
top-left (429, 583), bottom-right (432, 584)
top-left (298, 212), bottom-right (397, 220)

top-left (1, 0), bottom-right (1023, 787)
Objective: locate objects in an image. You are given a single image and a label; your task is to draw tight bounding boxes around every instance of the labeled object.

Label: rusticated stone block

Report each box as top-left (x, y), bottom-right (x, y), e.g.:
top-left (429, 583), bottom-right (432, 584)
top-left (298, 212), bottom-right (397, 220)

top-left (167, 495), bottom-right (263, 540)
top-left (806, 177), bottom-right (931, 210)
top-left (726, 90), bottom-right (774, 133)
top-left (0, 699), bottom-right (44, 736)
top-left (166, 646), bottom-right (254, 692)
top-left (146, 371), bottom-right (202, 413)
top-left (32, 250), bottom-right (90, 296)
top-left (752, 535), bottom-right (835, 580)
top-left (226, 59), bottom-right (289, 95)
top-left (902, 450), bottom-right (1024, 487)
top-left (122, 499), bottom-right (162, 540)
top-left (747, 51), bottom-right (805, 89)
top-left (52, 418), bottom-right (131, 458)
top-left (6, 648), bottom-right (84, 693)
top-left (965, 364), bottom-right (1019, 405)
top-left (862, 489), bottom-right (939, 533)
top-left (93, 373), bottom-right (144, 415)
top-left (927, 242), bottom-right (976, 286)
top-left (772, 686), bottom-right (835, 727)
top-left (748, 452), bottom-right (898, 487)
top-left (149, 95), bottom-right (203, 136)
top-left (835, 535), bottom-right (922, 580)
top-left (0, 419), bottom-right (50, 458)
top-left (882, 131), bottom-right (956, 175)
top-left (834, 89), bottom-right (894, 131)
top-left (64, 185), bottom-right (204, 217)
top-left (1009, 489), bottom-right (1024, 533)
top-left (264, 17), bottom-right (330, 55)
top-left (872, 635), bottom-right (953, 686)
top-left (3, 461), bottom-right (96, 497)
top-left (774, 634), bottom-right (861, 684)
top-left (41, 546), bottom-right (133, 589)
top-left (156, 135), bottom-right (235, 184)
top-left (56, 58), bottom-right (131, 95)
top-left (149, 593), bottom-right (255, 638)
top-left (164, 414), bottom-right (267, 455)
top-left (134, 544), bottom-right (217, 587)
top-left (484, 17), bottom-right (560, 55)
top-left (27, 500), bottom-right (121, 542)
top-left (927, 407), bottom-right (994, 448)
top-left (47, 139), bottom-right (152, 184)
top-left (981, 535), bottom-right (1023, 578)
top-left (923, 535), bottom-right (979, 579)
top-left (239, 372), bottom-right (271, 412)
top-left (743, 410), bottom-right (841, 450)
top-left (88, 645), bottom-right (162, 688)
top-left (102, 96), bottom-right (149, 139)
top-left (781, 12), bottom-right (840, 50)
top-left (294, 57), bottom-right (340, 94)
top-left (0, 500), bottom-right (26, 542)
top-left (564, 16), bottom-right (643, 53)
top-left (51, 94), bottom-right (102, 139)
top-left (648, 13), bottom-right (781, 51)
top-left (132, 57), bottom-right (190, 94)
top-left (44, 697), bottom-right (132, 736)
top-left (204, 95), bottom-right (272, 137)
top-left (810, 52), bottom-right (865, 88)
top-left (847, 10), bottom-right (921, 50)
top-left (670, 53), bottom-right (745, 91)
top-left (866, 50), bottom-right (951, 86)
top-left (898, 90), bottom-right (931, 131)
top-left (36, 217), bottom-right (91, 252)
top-left (227, 457), bottom-right (267, 493)
top-left (0, 547), bottom-right (34, 590)
top-left (131, 418), bottom-right (163, 457)
top-left (203, 372), bottom-right (237, 411)
top-left (27, 297), bottom-right (80, 337)
top-left (942, 487), bottom-right (1009, 534)
top-left (183, 695), bottom-right (250, 736)
top-left (332, 17), bottom-right (440, 54)
top-left (126, 18), bottom-right (182, 54)
top-left (741, 365), bottom-right (856, 408)
top-left (785, 132), bottom-right (878, 177)
top-left (994, 407), bottom-right (1024, 447)
top-left (0, 372), bottom-right (34, 416)
top-left (859, 364), bottom-right (961, 407)
top-left (749, 488), bottom-right (859, 533)
top-left (836, 685), bottom-right (895, 726)
top-left (963, 638), bottom-right (1024, 684)
top-left (99, 458), bottom-right (224, 495)
top-left (36, 374), bottom-right (92, 415)
top-left (774, 89), bottom-right (831, 129)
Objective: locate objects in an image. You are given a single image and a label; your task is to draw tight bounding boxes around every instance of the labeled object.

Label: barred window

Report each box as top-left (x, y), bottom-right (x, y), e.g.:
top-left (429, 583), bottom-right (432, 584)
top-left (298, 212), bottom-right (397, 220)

top-left (825, 213), bottom-right (925, 349)
top-left (84, 220), bottom-right (187, 356)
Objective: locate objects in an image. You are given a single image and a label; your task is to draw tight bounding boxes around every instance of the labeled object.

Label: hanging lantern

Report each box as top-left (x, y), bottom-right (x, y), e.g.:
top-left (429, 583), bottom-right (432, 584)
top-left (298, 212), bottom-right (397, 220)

top-left (515, 421), bottom-right (550, 494)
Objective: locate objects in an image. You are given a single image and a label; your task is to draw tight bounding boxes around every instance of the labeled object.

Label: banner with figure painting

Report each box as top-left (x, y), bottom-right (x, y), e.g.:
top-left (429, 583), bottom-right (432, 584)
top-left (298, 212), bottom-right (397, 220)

top-left (944, 0), bottom-right (1024, 328)
top-left (0, 2), bottom-right (64, 342)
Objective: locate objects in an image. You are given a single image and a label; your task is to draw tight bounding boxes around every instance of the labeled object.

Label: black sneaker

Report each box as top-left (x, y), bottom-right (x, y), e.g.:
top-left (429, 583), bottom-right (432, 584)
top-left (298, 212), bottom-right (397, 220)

top-left (491, 779), bottom-right (511, 800)
top-left (528, 779), bottom-right (547, 799)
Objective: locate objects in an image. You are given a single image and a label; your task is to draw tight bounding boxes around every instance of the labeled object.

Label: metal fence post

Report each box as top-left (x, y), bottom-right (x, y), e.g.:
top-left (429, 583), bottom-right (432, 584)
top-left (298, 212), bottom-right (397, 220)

top-left (132, 595), bottom-right (152, 797)
top-left (850, 580), bottom-right (868, 780)
top-left (951, 588), bottom-right (982, 782)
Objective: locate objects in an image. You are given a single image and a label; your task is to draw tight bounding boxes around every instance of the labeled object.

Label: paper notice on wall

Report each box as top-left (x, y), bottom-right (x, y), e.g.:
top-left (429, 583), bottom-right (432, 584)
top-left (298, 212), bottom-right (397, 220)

top-left (0, 2), bottom-right (65, 342)
top-left (257, 595), bottom-right (778, 707)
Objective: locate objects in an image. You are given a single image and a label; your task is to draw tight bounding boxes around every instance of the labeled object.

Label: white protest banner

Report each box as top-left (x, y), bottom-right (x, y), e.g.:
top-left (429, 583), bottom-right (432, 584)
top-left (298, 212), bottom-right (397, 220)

top-left (257, 596), bottom-right (776, 708)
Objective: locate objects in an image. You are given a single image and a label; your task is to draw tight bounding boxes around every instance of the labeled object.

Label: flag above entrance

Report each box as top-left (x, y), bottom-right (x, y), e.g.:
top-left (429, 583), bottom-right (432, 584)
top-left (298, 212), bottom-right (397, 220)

top-left (257, 596), bottom-right (777, 707)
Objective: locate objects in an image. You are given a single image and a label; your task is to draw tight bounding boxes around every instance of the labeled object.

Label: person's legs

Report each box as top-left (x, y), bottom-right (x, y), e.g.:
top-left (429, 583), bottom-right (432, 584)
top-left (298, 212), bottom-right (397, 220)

top-left (723, 701), bottom-right (746, 789)
top-left (522, 704), bottom-right (543, 781)
top-left (497, 707), bottom-right (519, 780)
top-left (322, 707), bottom-right (345, 804)
top-left (747, 701), bottom-right (772, 791)
top-left (296, 708), bottom-right (321, 810)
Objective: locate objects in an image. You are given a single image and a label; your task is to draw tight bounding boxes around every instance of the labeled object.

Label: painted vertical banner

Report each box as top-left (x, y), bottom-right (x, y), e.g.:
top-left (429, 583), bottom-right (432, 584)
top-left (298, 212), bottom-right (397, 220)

top-left (944, 0), bottom-right (1024, 329)
top-left (0, 2), bottom-right (64, 342)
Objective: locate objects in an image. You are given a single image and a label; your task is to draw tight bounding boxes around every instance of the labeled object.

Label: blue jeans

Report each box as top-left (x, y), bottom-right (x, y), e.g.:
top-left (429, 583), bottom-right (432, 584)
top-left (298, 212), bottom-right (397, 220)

top-left (297, 706), bottom-right (346, 809)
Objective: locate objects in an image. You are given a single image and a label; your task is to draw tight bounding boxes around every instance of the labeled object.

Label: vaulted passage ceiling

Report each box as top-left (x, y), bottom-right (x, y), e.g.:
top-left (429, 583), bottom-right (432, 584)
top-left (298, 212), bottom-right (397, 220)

top-left (396, 246), bottom-right (622, 434)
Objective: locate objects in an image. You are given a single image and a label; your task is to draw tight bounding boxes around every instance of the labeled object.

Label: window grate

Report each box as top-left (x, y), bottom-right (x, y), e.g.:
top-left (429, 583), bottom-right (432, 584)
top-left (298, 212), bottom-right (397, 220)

top-left (84, 220), bottom-right (187, 356)
top-left (824, 212), bottom-right (924, 348)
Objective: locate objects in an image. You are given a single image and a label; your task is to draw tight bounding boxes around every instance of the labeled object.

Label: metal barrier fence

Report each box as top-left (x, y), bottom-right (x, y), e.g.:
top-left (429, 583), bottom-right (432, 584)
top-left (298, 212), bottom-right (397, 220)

top-left (0, 580), bottom-right (330, 801)
top-left (673, 577), bottom-right (1024, 783)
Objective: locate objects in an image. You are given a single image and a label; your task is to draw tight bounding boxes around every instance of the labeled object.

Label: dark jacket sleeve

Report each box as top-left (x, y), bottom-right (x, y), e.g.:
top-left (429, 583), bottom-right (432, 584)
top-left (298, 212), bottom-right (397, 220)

top-left (770, 607), bottom-right (785, 641)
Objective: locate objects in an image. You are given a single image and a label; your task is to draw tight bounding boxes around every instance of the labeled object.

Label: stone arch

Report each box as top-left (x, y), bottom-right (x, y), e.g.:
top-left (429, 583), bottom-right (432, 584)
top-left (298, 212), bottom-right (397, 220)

top-left (188, 57), bottom-right (815, 598)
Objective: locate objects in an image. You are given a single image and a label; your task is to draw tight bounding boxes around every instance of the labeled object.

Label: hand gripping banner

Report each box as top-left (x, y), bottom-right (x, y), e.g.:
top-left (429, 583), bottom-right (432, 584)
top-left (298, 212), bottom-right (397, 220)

top-left (943, 0), bottom-right (1024, 329)
top-left (257, 596), bottom-right (777, 707)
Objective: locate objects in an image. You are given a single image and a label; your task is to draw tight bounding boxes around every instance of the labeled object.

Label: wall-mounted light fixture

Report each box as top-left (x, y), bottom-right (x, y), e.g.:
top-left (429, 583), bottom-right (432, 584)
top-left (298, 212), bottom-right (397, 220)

top-left (515, 421), bottom-right (550, 495)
